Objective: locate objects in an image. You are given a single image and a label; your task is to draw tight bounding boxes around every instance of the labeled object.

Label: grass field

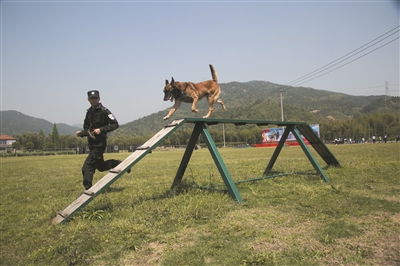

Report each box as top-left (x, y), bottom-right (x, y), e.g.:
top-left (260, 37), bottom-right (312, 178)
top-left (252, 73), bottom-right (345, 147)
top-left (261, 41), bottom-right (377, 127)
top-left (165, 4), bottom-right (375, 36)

top-left (0, 142), bottom-right (399, 265)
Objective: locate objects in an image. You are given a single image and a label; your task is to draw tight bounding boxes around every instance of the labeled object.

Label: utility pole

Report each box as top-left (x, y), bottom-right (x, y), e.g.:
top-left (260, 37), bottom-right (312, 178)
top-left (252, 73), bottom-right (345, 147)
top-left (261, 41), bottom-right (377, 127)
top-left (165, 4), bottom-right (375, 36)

top-left (385, 80), bottom-right (390, 101)
top-left (280, 89), bottom-right (284, 133)
top-left (280, 89), bottom-right (284, 122)
top-left (222, 123), bottom-right (226, 148)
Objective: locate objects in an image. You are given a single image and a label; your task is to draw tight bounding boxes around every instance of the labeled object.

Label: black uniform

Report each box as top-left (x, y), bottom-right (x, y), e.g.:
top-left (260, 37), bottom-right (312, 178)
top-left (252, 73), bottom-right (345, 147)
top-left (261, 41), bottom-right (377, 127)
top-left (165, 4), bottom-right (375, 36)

top-left (78, 103), bottom-right (120, 189)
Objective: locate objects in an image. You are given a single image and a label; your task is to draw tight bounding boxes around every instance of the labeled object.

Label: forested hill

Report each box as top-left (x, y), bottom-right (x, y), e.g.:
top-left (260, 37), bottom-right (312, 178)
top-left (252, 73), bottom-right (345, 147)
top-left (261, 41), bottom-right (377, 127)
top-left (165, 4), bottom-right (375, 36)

top-left (2, 81), bottom-right (398, 137)
top-left (115, 81), bottom-right (398, 136)
top-left (1, 110), bottom-right (81, 136)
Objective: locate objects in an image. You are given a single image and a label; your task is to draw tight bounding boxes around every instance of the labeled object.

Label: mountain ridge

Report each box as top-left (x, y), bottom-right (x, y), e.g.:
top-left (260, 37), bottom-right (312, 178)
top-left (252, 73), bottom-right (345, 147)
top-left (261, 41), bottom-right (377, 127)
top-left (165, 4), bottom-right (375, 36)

top-left (2, 81), bottom-right (398, 137)
top-left (115, 81), bottom-right (395, 136)
top-left (1, 110), bottom-right (81, 136)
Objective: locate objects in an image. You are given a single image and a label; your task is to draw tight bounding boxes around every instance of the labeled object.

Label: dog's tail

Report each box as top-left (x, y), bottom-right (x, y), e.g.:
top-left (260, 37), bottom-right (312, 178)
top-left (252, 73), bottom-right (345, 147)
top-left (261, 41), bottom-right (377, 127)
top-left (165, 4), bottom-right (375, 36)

top-left (209, 64), bottom-right (218, 82)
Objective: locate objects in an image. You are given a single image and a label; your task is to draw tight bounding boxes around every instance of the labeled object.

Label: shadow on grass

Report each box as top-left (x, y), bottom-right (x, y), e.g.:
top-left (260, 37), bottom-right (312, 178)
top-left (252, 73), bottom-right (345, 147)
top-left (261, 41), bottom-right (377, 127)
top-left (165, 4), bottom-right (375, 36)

top-left (129, 180), bottom-right (228, 206)
top-left (102, 186), bottom-right (125, 193)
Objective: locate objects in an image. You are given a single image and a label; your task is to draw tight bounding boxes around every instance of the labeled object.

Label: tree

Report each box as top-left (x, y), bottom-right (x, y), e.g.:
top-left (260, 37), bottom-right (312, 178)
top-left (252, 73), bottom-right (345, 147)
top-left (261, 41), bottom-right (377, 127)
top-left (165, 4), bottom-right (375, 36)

top-left (16, 132), bottom-right (41, 149)
top-left (25, 142), bottom-right (34, 150)
top-left (12, 141), bottom-right (21, 150)
top-left (51, 123), bottom-right (60, 148)
top-left (38, 130), bottom-right (46, 149)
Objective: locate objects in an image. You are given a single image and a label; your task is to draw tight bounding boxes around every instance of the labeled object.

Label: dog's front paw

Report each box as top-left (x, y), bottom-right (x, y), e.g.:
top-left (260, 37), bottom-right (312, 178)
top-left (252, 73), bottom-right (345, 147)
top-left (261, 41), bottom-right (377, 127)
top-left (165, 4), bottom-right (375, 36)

top-left (163, 116), bottom-right (170, 120)
top-left (202, 115), bottom-right (209, 118)
top-left (191, 109), bottom-right (198, 113)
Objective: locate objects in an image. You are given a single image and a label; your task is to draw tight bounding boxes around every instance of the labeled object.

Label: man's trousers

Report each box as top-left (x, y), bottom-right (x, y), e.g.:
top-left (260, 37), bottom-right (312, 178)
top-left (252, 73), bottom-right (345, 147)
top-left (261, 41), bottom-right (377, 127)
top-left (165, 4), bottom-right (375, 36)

top-left (81, 146), bottom-right (120, 189)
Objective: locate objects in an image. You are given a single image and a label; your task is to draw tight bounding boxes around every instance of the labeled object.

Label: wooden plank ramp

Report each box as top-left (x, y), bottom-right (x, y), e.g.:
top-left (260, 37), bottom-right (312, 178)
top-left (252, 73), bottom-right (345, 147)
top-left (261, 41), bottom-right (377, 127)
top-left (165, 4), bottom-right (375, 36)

top-left (295, 124), bottom-right (340, 167)
top-left (52, 119), bottom-right (185, 225)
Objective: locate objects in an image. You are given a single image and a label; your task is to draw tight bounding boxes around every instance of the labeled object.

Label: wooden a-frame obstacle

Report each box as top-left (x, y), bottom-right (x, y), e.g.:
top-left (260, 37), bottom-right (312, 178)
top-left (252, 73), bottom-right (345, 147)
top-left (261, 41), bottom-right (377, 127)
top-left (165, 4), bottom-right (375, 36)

top-left (52, 118), bottom-right (340, 224)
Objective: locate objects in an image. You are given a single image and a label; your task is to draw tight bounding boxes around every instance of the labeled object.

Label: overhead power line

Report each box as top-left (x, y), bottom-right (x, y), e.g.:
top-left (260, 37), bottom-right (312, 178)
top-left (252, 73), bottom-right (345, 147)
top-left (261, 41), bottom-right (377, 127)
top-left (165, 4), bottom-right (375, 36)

top-left (286, 26), bottom-right (400, 87)
top-left (292, 37), bottom-right (399, 86)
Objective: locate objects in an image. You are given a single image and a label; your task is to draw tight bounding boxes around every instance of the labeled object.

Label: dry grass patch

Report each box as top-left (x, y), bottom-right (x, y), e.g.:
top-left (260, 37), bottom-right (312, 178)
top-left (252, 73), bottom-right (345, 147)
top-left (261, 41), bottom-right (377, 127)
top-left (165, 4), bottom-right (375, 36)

top-left (122, 241), bottom-right (166, 266)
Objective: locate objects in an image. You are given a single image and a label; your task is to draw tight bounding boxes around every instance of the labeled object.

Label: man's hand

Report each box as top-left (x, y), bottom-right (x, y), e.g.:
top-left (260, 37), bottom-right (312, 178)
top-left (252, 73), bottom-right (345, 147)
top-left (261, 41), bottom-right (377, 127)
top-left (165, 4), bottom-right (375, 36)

top-left (76, 131), bottom-right (83, 137)
top-left (92, 128), bottom-right (101, 135)
top-left (87, 130), bottom-right (96, 140)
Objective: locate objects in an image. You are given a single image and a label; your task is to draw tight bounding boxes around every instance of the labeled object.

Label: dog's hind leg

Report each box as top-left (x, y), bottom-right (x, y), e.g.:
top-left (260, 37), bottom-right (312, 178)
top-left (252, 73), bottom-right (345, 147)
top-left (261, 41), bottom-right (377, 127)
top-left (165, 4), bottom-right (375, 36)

top-left (217, 98), bottom-right (227, 111)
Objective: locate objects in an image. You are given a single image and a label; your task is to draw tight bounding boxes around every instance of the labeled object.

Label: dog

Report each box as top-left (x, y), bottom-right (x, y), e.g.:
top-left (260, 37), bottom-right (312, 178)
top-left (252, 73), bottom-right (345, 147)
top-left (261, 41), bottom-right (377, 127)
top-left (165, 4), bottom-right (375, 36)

top-left (163, 64), bottom-right (227, 120)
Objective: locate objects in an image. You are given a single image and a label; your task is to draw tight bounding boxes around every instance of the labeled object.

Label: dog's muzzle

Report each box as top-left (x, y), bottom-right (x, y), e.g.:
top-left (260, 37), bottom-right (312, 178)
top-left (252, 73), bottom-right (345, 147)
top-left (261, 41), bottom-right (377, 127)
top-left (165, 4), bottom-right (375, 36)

top-left (163, 93), bottom-right (173, 102)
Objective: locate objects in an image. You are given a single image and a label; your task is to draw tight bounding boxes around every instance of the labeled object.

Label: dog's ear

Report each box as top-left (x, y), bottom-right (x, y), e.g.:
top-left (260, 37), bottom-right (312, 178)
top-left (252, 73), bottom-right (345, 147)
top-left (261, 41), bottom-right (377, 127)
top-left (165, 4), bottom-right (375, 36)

top-left (171, 77), bottom-right (175, 84)
top-left (165, 79), bottom-right (169, 85)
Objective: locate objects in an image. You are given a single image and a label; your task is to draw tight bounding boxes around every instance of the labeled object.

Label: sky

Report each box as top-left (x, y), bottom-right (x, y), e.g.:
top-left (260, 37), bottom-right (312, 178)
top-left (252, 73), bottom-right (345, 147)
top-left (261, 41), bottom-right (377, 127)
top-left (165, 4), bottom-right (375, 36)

top-left (1, 0), bottom-right (399, 126)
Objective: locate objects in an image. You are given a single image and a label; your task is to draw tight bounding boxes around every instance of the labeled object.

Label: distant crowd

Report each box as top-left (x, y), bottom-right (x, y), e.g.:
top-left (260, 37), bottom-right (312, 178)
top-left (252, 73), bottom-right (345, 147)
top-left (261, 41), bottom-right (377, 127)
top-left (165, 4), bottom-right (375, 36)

top-left (334, 134), bottom-right (399, 145)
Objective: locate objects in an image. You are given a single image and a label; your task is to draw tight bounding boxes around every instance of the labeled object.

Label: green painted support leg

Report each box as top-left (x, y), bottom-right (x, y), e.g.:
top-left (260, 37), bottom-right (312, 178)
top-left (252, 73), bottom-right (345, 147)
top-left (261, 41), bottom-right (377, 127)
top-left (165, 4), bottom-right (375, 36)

top-left (171, 123), bottom-right (202, 189)
top-left (263, 125), bottom-right (292, 176)
top-left (292, 127), bottom-right (329, 182)
top-left (199, 122), bottom-right (243, 203)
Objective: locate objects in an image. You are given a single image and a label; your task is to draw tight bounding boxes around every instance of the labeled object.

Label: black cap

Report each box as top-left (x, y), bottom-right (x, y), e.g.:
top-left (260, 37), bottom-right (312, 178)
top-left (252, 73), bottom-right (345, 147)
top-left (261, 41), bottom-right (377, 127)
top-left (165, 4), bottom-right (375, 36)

top-left (87, 90), bottom-right (100, 98)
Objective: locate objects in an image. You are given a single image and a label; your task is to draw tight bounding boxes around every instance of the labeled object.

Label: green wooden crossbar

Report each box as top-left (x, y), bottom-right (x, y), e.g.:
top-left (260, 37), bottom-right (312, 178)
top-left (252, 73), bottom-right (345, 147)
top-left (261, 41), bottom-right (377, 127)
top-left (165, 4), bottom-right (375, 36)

top-left (53, 118), bottom-right (339, 224)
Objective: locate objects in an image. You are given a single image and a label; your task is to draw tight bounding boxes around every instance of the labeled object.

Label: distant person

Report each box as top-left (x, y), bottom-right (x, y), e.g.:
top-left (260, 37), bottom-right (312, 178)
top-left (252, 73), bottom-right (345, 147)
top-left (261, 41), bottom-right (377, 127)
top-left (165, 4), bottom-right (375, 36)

top-left (383, 133), bottom-right (388, 143)
top-left (76, 90), bottom-right (129, 190)
top-left (372, 135), bottom-right (376, 144)
top-left (396, 134), bottom-right (399, 142)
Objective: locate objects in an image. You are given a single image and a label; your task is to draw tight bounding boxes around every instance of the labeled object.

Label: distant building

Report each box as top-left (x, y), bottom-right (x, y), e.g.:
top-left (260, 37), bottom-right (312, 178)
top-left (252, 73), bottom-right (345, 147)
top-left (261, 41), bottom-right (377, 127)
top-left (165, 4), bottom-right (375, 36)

top-left (0, 135), bottom-right (16, 151)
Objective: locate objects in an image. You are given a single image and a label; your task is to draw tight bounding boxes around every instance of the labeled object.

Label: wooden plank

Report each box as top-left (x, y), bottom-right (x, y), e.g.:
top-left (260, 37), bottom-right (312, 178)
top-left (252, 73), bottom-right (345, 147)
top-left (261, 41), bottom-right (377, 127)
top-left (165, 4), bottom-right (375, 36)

top-left (52, 119), bottom-right (185, 224)
top-left (296, 124), bottom-right (340, 167)
top-left (52, 193), bottom-right (94, 224)
top-left (183, 117), bottom-right (308, 126)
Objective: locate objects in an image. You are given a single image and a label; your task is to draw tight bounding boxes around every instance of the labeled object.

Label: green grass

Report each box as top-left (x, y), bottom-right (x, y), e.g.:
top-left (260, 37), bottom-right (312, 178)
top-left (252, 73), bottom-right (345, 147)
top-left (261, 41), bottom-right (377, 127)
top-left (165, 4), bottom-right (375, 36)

top-left (1, 143), bottom-right (399, 265)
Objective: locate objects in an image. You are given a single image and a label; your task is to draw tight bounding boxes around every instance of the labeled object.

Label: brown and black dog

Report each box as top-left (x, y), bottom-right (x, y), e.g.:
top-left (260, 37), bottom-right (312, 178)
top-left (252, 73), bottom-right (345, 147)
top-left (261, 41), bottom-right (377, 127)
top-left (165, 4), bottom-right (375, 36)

top-left (163, 64), bottom-right (227, 120)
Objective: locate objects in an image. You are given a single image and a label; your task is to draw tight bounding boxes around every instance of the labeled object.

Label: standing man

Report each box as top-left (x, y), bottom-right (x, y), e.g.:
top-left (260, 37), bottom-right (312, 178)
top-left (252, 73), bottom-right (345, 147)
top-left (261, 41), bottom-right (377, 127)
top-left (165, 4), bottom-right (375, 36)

top-left (76, 90), bottom-right (128, 190)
